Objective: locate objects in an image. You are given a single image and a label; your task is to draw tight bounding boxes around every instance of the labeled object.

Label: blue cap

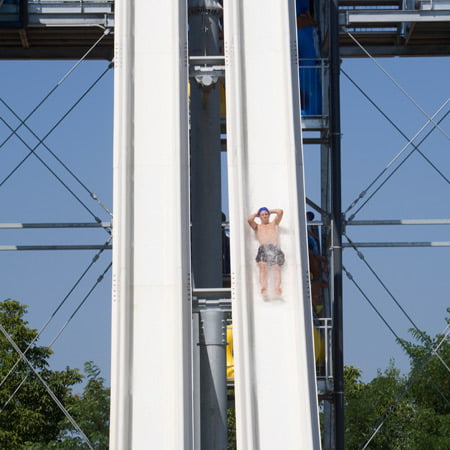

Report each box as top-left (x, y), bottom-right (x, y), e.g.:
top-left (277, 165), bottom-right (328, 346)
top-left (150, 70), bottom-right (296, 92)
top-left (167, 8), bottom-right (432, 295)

top-left (258, 207), bottom-right (269, 216)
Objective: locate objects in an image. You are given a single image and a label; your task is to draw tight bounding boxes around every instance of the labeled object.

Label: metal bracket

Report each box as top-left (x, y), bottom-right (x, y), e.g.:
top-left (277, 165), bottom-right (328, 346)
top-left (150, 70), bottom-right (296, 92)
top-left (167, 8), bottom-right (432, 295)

top-left (189, 55), bottom-right (225, 86)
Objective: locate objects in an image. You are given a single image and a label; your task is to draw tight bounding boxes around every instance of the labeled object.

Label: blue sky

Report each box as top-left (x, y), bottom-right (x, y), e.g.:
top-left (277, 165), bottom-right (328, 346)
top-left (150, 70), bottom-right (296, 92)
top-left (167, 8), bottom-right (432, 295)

top-left (325, 56), bottom-right (449, 380)
top-left (0, 55), bottom-right (448, 388)
top-left (0, 60), bottom-right (114, 386)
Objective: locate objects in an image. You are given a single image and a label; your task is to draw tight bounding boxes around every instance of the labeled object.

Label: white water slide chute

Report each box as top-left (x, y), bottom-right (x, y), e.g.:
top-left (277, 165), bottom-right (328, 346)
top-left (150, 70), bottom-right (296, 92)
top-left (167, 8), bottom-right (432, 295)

top-left (111, 0), bottom-right (320, 448)
top-left (110, 0), bottom-right (192, 449)
top-left (224, 1), bottom-right (321, 449)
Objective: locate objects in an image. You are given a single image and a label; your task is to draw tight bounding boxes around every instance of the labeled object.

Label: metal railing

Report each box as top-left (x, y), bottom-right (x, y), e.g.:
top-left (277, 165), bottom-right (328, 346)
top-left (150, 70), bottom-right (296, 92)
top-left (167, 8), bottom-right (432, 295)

top-left (316, 317), bottom-right (333, 382)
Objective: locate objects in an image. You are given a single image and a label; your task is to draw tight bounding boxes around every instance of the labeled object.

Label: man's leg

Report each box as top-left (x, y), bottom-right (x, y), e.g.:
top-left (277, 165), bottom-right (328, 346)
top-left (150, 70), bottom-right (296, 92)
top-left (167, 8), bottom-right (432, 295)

top-left (273, 264), bottom-right (282, 296)
top-left (258, 261), bottom-right (267, 295)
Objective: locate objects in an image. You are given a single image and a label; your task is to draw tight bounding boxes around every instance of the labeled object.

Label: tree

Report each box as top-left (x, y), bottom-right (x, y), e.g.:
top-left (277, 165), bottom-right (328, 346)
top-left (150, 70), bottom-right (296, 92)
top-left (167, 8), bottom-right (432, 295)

top-left (344, 362), bottom-right (417, 449)
top-left (22, 361), bottom-right (110, 449)
top-left (0, 299), bottom-right (82, 449)
top-left (398, 312), bottom-right (450, 448)
top-left (344, 314), bottom-right (450, 449)
top-left (227, 388), bottom-right (236, 450)
top-left (54, 361), bottom-right (110, 449)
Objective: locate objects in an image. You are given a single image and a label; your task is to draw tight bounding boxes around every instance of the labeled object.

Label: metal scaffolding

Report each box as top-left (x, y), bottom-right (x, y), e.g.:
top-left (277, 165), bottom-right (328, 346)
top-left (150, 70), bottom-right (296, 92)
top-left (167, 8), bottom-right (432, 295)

top-left (1, 1), bottom-right (449, 449)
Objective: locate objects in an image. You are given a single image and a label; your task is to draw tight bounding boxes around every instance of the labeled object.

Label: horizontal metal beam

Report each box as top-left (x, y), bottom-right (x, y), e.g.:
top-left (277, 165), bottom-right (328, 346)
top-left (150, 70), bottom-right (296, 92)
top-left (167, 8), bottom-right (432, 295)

top-left (27, 1), bottom-right (114, 28)
top-left (189, 55), bottom-right (225, 65)
top-left (343, 241), bottom-right (450, 248)
top-left (192, 287), bottom-right (231, 300)
top-left (341, 9), bottom-right (450, 25)
top-left (27, 2), bottom-right (114, 14)
top-left (0, 46), bottom-right (114, 60)
top-left (346, 219), bottom-right (450, 226)
top-left (301, 118), bottom-right (328, 131)
top-left (192, 298), bottom-right (232, 313)
top-left (0, 244), bottom-right (112, 251)
top-left (340, 44), bottom-right (450, 58)
top-left (0, 222), bottom-right (112, 229)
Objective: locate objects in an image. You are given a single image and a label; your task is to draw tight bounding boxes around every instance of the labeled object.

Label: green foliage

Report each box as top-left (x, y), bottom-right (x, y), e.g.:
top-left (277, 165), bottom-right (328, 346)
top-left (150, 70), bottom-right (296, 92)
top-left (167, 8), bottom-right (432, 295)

top-left (344, 361), bottom-right (412, 449)
top-left (55, 361), bottom-right (110, 449)
top-left (344, 314), bottom-right (450, 449)
top-left (399, 312), bottom-right (450, 416)
top-left (0, 299), bottom-right (82, 450)
top-left (0, 299), bottom-right (110, 449)
top-left (227, 388), bottom-right (236, 450)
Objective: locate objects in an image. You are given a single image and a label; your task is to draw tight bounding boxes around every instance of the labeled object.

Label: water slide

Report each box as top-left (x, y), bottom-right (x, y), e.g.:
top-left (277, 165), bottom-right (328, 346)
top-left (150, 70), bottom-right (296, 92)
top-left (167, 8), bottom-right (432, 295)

top-left (112, 1), bottom-right (321, 448)
top-left (111, 1), bottom-right (192, 449)
top-left (224, 1), bottom-right (321, 448)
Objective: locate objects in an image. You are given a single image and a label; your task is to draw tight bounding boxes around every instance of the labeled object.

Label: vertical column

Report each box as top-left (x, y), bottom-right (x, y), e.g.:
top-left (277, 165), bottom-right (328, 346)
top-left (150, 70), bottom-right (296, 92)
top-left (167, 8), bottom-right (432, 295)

top-left (329, 0), bottom-right (345, 448)
top-left (189, 1), bottom-right (223, 289)
top-left (111, 1), bottom-right (193, 449)
top-left (188, 2), bottom-right (228, 449)
top-left (199, 309), bottom-right (228, 449)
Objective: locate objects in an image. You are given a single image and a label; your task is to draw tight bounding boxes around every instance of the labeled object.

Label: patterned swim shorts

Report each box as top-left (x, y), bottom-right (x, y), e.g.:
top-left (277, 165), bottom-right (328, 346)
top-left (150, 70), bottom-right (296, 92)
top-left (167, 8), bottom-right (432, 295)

top-left (255, 244), bottom-right (285, 266)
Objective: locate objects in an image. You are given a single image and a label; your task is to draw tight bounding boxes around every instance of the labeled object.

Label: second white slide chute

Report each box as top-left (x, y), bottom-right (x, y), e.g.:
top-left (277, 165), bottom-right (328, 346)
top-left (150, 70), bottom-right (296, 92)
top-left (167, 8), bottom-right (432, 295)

top-left (224, 1), bottom-right (321, 448)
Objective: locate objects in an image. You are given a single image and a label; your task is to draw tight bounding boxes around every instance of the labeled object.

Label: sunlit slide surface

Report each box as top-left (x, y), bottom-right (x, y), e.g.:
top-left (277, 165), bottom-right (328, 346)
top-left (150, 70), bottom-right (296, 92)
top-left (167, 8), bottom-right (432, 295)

top-left (224, 1), bottom-right (321, 449)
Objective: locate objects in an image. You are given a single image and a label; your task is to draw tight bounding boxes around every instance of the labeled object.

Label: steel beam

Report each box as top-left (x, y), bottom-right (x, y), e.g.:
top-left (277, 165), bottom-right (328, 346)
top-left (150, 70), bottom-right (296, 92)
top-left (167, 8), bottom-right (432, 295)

top-left (341, 9), bottom-right (450, 25)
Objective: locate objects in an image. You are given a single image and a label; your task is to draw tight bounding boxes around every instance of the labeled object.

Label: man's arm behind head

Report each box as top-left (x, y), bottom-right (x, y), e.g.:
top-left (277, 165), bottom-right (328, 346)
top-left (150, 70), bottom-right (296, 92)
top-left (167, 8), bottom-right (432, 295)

top-left (271, 209), bottom-right (283, 225)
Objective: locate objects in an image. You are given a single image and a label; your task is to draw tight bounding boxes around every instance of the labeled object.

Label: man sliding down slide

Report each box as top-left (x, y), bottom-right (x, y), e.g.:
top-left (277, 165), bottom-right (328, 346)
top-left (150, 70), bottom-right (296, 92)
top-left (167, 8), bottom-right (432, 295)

top-left (248, 207), bottom-right (285, 299)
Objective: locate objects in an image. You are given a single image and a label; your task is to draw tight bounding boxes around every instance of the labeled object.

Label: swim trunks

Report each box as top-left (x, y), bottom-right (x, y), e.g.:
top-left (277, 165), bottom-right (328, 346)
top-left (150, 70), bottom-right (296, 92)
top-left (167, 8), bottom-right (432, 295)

top-left (255, 244), bottom-right (285, 266)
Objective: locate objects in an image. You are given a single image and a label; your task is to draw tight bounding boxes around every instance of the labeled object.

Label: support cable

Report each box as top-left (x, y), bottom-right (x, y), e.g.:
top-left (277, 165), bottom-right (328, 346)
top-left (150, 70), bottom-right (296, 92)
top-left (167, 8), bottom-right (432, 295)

top-left (0, 239), bottom-right (111, 392)
top-left (343, 268), bottom-right (450, 449)
top-left (345, 31), bottom-right (449, 140)
top-left (344, 233), bottom-right (422, 333)
top-left (0, 28), bottom-right (112, 154)
top-left (343, 261), bottom-right (450, 378)
top-left (0, 97), bottom-right (113, 218)
top-left (48, 262), bottom-right (112, 347)
top-left (433, 347), bottom-right (450, 373)
top-left (431, 329), bottom-right (450, 372)
top-left (344, 231), bottom-right (450, 376)
top-left (0, 65), bottom-right (113, 223)
top-left (0, 62), bottom-right (111, 184)
top-left (341, 70), bottom-right (449, 200)
top-left (343, 266), bottom-right (397, 337)
top-left (0, 114), bottom-right (102, 223)
top-left (0, 261), bottom-right (112, 438)
top-left (0, 373), bottom-right (29, 411)
top-left (0, 322), bottom-right (95, 450)
top-left (346, 109), bottom-right (449, 220)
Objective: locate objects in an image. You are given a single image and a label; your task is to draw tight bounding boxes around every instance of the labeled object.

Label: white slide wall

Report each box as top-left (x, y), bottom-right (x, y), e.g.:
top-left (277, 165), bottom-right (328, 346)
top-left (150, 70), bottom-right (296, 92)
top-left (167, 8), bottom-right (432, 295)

top-left (224, 1), bottom-right (322, 448)
top-left (110, 1), bottom-right (192, 449)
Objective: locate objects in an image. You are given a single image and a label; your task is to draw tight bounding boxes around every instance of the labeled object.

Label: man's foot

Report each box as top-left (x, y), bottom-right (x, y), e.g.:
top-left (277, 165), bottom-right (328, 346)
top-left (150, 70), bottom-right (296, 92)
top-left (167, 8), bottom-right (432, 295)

top-left (275, 288), bottom-right (282, 297)
top-left (261, 288), bottom-right (269, 300)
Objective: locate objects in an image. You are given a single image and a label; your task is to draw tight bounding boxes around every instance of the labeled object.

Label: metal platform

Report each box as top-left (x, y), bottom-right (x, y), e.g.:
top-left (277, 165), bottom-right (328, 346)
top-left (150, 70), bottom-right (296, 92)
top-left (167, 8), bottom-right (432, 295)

top-left (0, 1), bottom-right (449, 60)
top-left (339, 0), bottom-right (450, 57)
top-left (0, 1), bottom-right (114, 59)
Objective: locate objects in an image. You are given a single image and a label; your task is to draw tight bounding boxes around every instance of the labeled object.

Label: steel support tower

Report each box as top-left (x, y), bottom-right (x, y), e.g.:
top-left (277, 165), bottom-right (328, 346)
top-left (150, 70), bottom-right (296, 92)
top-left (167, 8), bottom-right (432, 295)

top-left (1, 1), bottom-right (449, 449)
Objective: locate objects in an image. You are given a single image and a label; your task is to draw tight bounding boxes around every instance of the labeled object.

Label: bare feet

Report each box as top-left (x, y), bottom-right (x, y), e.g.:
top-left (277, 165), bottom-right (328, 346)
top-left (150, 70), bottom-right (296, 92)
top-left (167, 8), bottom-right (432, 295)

top-left (275, 288), bottom-right (282, 297)
top-left (261, 288), bottom-right (269, 300)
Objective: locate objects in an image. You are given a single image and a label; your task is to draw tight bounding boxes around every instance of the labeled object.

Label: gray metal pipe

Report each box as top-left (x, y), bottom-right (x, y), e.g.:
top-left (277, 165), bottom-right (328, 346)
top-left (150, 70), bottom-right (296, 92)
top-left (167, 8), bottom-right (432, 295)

top-left (199, 309), bottom-right (228, 450)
